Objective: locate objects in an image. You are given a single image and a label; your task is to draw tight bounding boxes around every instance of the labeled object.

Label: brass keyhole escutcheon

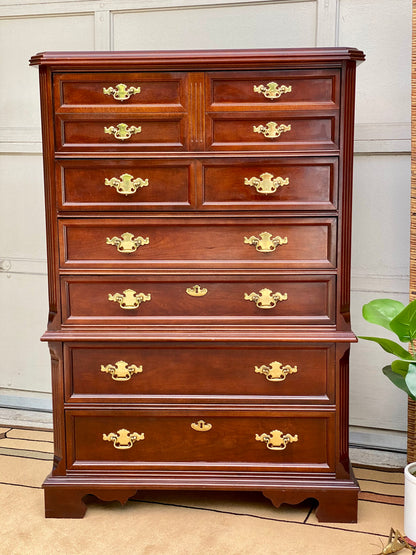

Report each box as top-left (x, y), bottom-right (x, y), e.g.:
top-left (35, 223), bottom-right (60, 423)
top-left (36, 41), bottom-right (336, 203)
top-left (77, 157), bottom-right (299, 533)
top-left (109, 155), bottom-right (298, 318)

top-left (191, 420), bottom-right (212, 432)
top-left (186, 285), bottom-right (208, 297)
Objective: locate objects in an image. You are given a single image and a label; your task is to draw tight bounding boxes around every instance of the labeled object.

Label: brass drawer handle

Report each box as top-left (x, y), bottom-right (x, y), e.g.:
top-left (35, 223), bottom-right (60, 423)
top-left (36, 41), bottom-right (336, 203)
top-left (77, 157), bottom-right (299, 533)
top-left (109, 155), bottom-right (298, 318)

top-left (105, 173), bottom-right (149, 196)
top-left (104, 123), bottom-right (141, 140)
top-left (244, 232), bottom-right (288, 253)
top-left (255, 429), bottom-right (298, 450)
top-left (244, 172), bottom-right (289, 195)
top-left (101, 360), bottom-right (143, 381)
top-left (106, 232), bottom-right (149, 253)
top-left (191, 420), bottom-right (212, 432)
top-left (186, 285), bottom-right (208, 297)
top-left (103, 428), bottom-right (144, 449)
top-left (253, 82), bottom-right (292, 99)
top-left (108, 288), bottom-right (151, 310)
top-left (244, 288), bottom-right (287, 309)
top-left (255, 361), bottom-right (297, 382)
top-left (253, 122), bottom-right (291, 139)
top-left (103, 83), bottom-right (141, 101)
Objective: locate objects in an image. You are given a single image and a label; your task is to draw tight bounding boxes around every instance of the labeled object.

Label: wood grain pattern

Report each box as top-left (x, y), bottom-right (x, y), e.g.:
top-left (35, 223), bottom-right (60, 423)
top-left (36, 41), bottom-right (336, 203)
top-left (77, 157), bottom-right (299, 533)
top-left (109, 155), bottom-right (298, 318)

top-left (59, 216), bottom-right (337, 269)
top-left (206, 69), bottom-right (340, 108)
top-left (206, 111), bottom-right (339, 151)
top-left (54, 71), bottom-right (188, 111)
top-left (65, 409), bottom-right (335, 471)
top-left (33, 48), bottom-right (364, 520)
top-left (64, 341), bottom-right (335, 402)
top-left (61, 274), bottom-right (335, 327)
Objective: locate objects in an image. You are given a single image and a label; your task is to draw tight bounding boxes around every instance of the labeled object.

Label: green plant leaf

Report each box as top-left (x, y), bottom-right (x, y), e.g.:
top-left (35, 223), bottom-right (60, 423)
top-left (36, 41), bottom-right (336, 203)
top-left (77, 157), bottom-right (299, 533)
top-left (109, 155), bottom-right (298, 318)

top-left (405, 363), bottom-right (416, 400)
top-left (391, 359), bottom-right (411, 376)
top-left (382, 365), bottom-right (414, 398)
top-left (362, 299), bottom-right (405, 331)
top-left (389, 299), bottom-right (416, 342)
top-left (358, 336), bottom-right (414, 360)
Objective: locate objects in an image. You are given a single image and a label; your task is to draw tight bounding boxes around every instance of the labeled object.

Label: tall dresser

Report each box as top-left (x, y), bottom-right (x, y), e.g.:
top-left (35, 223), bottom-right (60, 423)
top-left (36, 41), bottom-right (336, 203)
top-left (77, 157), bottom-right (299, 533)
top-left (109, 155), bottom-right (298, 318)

top-left (30, 48), bottom-right (365, 521)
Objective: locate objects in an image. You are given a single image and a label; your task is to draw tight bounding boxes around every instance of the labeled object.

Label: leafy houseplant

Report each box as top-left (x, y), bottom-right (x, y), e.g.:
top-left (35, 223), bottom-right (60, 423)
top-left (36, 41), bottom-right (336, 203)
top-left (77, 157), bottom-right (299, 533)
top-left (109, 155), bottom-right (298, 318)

top-left (360, 298), bottom-right (416, 401)
top-left (360, 298), bottom-right (416, 543)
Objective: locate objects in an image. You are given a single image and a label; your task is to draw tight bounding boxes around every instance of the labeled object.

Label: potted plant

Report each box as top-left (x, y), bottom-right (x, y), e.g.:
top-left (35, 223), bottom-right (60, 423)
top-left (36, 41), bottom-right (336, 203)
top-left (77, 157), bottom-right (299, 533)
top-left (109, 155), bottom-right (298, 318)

top-left (360, 298), bottom-right (416, 543)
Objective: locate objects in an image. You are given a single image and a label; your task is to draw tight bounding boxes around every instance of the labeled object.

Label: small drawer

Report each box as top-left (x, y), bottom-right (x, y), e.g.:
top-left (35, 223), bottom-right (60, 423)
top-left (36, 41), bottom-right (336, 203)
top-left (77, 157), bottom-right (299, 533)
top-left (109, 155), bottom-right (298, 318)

top-left (206, 111), bottom-right (339, 151)
top-left (53, 72), bottom-right (188, 111)
top-left (64, 341), bottom-right (335, 403)
top-left (59, 216), bottom-right (337, 270)
top-left (201, 157), bottom-right (338, 210)
top-left (55, 114), bottom-right (187, 152)
top-left (56, 159), bottom-right (195, 211)
top-left (66, 408), bottom-right (335, 472)
top-left (61, 274), bottom-right (335, 327)
top-left (207, 70), bottom-right (340, 109)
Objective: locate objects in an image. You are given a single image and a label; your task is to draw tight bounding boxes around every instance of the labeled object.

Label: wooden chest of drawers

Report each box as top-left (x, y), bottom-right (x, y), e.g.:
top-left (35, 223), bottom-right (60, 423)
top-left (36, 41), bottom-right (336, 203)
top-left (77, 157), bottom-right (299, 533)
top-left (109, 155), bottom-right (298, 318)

top-left (30, 48), bottom-right (364, 521)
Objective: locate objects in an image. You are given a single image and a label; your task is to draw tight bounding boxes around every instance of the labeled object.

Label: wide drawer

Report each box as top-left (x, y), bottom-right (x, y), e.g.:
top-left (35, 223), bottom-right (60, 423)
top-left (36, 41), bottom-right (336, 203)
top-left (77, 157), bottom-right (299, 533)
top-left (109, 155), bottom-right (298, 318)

top-left (59, 217), bottom-right (337, 270)
top-left (207, 69), bottom-right (340, 109)
top-left (56, 157), bottom-right (337, 212)
top-left (54, 72), bottom-right (188, 111)
top-left (202, 157), bottom-right (338, 211)
top-left (65, 341), bottom-right (335, 403)
top-left (55, 114), bottom-right (187, 152)
top-left (66, 409), bottom-right (335, 472)
top-left (61, 274), bottom-right (335, 326)
top-left (56, 159), bottom-right (195, 211)
top-left (206, 111), bottom-right (339, 151)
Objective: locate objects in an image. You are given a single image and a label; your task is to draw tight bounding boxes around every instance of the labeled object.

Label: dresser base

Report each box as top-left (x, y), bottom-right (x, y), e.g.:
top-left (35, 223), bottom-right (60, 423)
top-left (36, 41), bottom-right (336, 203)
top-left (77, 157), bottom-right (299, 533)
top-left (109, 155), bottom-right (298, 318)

top-left (43, 471), bottom-right (359, 521)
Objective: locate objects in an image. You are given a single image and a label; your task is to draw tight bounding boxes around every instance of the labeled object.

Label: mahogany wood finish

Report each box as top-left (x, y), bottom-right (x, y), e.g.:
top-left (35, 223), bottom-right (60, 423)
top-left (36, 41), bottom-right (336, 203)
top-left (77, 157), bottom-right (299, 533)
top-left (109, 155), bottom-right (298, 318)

top-left (206, 69), bottom-right (340, 107)
top-left (66, 409), bottom-right (335, 470)
top-left (61, 274), bottom-right (335, 326)
top-left (59, 216), bottom-right (337, 268)
top-left (54, 72), bottom-right (188, 110)
top-left (65, 341), bottom-right (335, 402)
top-left (30, 48), bottom-right (364, 521)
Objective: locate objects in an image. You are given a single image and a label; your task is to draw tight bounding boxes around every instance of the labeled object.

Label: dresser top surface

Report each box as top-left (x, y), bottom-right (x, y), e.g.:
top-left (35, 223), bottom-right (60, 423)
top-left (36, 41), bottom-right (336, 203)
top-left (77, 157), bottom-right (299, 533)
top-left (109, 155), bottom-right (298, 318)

top-left (30, 47), bottom-right (365, 69)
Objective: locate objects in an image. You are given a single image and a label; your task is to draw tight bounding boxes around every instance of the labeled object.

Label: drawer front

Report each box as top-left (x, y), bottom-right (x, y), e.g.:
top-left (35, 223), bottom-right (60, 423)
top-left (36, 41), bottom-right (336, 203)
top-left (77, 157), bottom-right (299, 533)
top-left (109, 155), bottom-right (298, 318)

top-left (65, 342), bottom-right (335, 403)
top-left (56, 159), bottom-right (195, 211)
top-left (202, 157), bottom-right (338, 210)
top-left (61, 275), bottom-right (335, 326)
top-left (55, 114), bottom-right (187, 152)
top-left (207, 70), bottom-right (340, 109)
top-left (66, 409), bottom-right (335, 472)
top-left (59, 217), bottom-right (337, 270)
top-left (54, 72), bottom-right (188, 110)
top-left (207, 112), bottom-right (339, 151)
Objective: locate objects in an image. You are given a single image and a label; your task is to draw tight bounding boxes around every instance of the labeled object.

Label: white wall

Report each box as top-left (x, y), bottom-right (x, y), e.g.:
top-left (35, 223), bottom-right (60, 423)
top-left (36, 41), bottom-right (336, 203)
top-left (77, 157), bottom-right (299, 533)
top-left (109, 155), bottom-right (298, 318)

top-left (0, 0), bottom-right (411, 450)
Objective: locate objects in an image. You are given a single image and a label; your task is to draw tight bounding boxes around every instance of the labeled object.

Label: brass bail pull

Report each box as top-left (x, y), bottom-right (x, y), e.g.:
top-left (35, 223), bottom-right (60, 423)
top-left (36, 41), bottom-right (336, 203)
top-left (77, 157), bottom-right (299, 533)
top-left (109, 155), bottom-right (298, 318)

top-left (253, 82), bottom-right (292, 100)
top-left (244, 288), bottom-right (288, 309)
top-left (255, 429), bottom-right (298, 450)
top-left (103, 83), bottom-right (141, 101)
